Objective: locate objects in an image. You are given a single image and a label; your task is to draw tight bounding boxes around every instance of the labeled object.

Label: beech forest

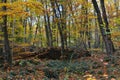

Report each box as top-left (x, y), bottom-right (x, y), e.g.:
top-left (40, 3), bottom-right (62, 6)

top-left (0, 0), bottom-right (120, 80)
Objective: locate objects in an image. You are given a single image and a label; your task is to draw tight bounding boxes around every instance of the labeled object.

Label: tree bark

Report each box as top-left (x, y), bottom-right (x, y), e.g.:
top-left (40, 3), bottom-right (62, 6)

top-left (44, 14), bottom-right (53, 47)
top-left (42, 0), bottom-right (53, 47)
top-left (100, 0), bottom-right (115, 53)
top-left (2, 0), bottom-right (12, 65)
top-left (23, 19), bottom-right (27, 43)
top-left (92, 0), bottom-right (115, 55)
top-left (94, 19), bottom-right (100, 48)
top-left (51, 0), bottom-right (65, 52)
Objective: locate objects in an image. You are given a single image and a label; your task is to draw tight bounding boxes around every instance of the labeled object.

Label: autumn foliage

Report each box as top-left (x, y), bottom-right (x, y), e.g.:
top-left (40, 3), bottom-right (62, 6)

top-left (0, 0), bottom-right (120, 80)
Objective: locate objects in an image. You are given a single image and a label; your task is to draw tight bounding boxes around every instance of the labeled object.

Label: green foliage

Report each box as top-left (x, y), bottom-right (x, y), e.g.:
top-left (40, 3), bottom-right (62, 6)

top-left (19, 60), bottom-right (27, 67)
top-left (18, 59), bottom-right (40, 67)
top-left (46, 60), bottom-right (90, 74)
top-left (92, 61), bottom-right (101, 69)
top-left (9, 71), bottom-right (16, 78)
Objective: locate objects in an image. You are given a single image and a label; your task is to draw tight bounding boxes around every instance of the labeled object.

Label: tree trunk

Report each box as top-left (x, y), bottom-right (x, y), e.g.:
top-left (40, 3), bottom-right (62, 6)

top-left (28, 16), bottom-right (33, 43)
top-left (94, 21), bottom-right (100, 48)
top-left (44, 13), bottom-right (53, 47)
top-left (100, 0), bottom-right (115, 53)
top-left (43, 0), bottom-right (53, 47)
top-left (47, 14), bottom-right (53, 47)
top-left (92, 0), bottom-right (115, 55)
top-left (61, 5), bottom-right (67, 48)
top-left (51, 0), bottom-right (65, 52)
top-left (2, 0), bottom-right (12, 65)
top-left (23, 19), bottom-right (27, 43)
top-left (94, 12), bottom-right (100, 48)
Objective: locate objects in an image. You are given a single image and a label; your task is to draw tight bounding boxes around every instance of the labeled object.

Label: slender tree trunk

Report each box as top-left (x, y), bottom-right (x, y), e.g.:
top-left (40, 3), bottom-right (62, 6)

top-left (94, 18), bottom-right (100, 48)
top-left (52, 15), bottom-right (55, 46)
top-left (43, 0), bottom-right (53, 47)
top-left (28, 16), bottom-right (33, 43)
top-left (51, 0), bottom-right (65, 52)
top-left (23, 19), bottom-right (27, 43)
top-left (94, 11), bottom-right (100, 48)
top-left (55, 1), bottom-right (65, 51)
top-left (92, 0), bottom-right (115, 55)
top-left (85, 0), bottom-right (91, 49)
top-left (68, 15), bottom-right (71, 46)
top-left (44, 14), bottom-right (53, 47)
top-left (2, 0), bottom-right (12, 65)
top-left (61, 5), bottom-right (67, 48)
top-left (100, 0), bottom-right (115, 53)
top-left (34, 16), bottom-right (40, 42)
top-left (47, 15), bottom-right (53, 47)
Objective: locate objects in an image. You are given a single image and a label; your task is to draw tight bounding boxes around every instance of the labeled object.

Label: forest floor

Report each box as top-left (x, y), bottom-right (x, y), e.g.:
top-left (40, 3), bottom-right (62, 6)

top-left (0, 46), bottom-right (120, 80)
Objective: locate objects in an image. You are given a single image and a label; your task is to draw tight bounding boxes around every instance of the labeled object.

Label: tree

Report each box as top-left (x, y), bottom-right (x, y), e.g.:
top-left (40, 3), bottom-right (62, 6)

top-left (50, 0), bottom-right (66, 52)
top-left (43, 0), bottom-right (53, 47)
top-left (92, 0), bottom-right (115, 55)
top-left (2, 0), bottom-right (12, 66)
top-left (0, 0), bottom-right (43, 65)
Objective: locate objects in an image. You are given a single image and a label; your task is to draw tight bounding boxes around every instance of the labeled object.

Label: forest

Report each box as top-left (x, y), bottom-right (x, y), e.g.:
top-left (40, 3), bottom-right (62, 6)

top-left (0, 0), bottom-right (120, 80)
